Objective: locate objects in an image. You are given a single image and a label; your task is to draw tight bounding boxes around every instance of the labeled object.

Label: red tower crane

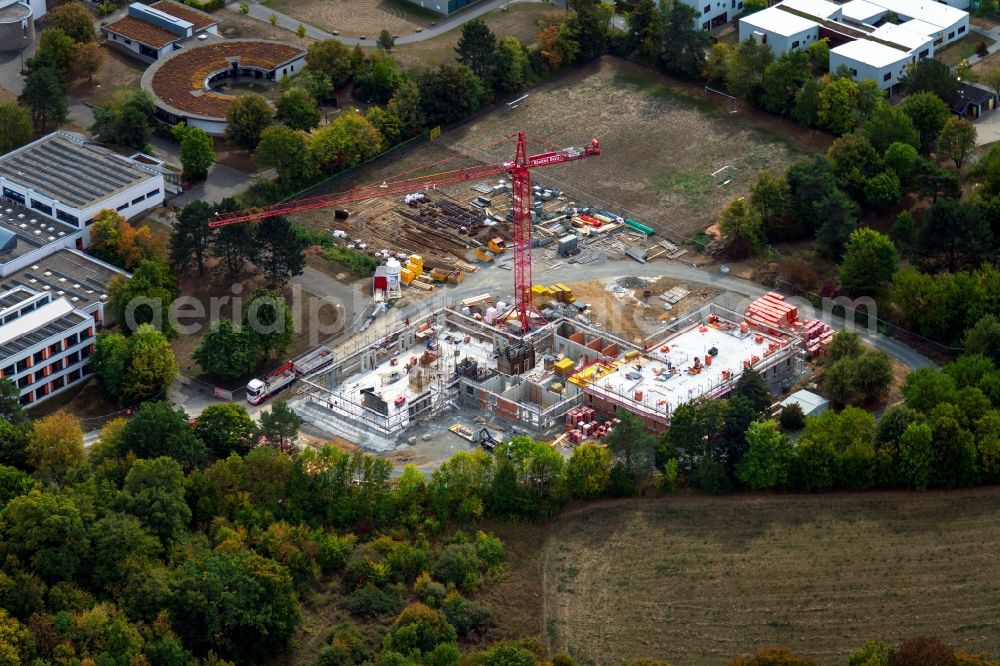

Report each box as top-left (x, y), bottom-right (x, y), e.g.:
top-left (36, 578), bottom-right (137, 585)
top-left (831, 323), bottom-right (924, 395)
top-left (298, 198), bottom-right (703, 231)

top-left (209, 131), bottom-right (600, 333)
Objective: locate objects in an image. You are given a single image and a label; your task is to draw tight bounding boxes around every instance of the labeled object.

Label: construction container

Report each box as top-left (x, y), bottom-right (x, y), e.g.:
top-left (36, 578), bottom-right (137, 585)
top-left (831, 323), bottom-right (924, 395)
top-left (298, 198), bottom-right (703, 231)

top-left (487, 237), bottom-right (506, 253)
top-left (429, 268), bottom-right (451, 282)
top-left (448, 271), bottom-right (465, 284)
top-left (475, 247), bottom-right (495, 262)
top-left (554, 358), bottom-right (576, 376)
top-left (408, 255), bottom-right (424, 272)
top-left (400, 268), bottom-right (415, 284)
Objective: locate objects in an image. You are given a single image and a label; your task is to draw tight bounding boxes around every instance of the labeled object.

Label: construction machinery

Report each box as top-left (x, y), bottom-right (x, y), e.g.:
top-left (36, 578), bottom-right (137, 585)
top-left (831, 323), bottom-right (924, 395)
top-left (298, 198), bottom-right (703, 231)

top-left (246, 347), bottom-right (334, 405)
top-left (209, 131), bottom-right (601, 334)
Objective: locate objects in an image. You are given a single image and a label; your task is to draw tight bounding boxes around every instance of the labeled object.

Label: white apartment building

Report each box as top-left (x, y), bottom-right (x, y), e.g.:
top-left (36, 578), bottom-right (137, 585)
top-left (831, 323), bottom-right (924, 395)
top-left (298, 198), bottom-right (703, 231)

top-left (680, 0), bottom-right (745, 31)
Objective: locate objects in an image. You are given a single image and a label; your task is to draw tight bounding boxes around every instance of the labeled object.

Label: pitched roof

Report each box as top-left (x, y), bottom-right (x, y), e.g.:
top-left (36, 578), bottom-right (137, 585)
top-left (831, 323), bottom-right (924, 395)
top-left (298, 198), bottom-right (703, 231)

top-left (103, 15), bottom-right (177, 48)
top-left (951, 81), bottom-right (997, 113)
top-left (149, 0), bottom-right (219, 31)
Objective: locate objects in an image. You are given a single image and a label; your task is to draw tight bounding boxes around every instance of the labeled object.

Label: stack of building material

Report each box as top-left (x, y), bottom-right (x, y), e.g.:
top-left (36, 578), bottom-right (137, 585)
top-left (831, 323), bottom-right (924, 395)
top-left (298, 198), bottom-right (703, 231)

top-left (803, 320), bottom-right (836, 357)
top-left (746, 292), bottom-right (798, 331)
top-left (554, 358), bottom-right (576, 376)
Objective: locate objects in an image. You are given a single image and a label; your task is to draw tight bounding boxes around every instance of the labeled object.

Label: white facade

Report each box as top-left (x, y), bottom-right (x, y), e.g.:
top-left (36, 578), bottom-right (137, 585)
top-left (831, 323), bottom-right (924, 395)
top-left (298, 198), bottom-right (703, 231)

top-left (830, 39), bottom-right (913, 90)
top-left (0, 289), bottom-right (96, 408)
top-left (840, 0), bottom-right (969, 47)
top-left (105, 30), bottom-right (176, 60)
top-left (679, 0), bottom-right (744, 31)
top-left (739, 6), bottom-right (820, 54)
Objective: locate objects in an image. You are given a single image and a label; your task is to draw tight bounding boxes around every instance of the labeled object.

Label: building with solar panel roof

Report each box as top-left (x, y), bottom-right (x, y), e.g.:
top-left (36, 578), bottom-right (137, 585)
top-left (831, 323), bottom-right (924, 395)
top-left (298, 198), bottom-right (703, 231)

top-left (0, 131), bottom-right (165, 245)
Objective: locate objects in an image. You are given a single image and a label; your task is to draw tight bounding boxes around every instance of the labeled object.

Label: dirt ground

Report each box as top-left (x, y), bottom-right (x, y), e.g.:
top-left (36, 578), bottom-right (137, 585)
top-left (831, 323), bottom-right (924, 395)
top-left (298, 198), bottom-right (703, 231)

top-left (539, 489), bottom-right (1000, 666)
top-left (390, 4), bottom-right (562, 70)
top-left (216, 7), bottom-right (315, 42)
top-left (68, 45), bottom-right (146, 108)
top-left (264, 0), bottom-right (435, 39)
top-left (294, 58), bottom-right (828, 247)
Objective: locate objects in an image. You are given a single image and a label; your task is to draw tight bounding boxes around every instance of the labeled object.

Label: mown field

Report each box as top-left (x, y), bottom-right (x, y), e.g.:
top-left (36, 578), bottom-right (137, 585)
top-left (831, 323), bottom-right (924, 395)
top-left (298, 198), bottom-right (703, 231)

top-left (540, 489), bottom-right (1000, 665)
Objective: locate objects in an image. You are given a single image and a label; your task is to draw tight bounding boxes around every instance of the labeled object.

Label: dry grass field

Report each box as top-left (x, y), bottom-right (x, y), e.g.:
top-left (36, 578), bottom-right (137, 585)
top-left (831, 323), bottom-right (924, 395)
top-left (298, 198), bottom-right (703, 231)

top-left (541, 490), bottom-right (1000, 666)
top-left (294, 58), bottom-right (828, 242)
top-left (264, 0), bottom-right (433, 38)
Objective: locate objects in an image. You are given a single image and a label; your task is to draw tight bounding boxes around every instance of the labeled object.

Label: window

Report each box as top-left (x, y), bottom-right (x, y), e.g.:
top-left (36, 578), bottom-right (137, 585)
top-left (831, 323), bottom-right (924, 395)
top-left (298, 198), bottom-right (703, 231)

top-left (702, 20), bottom-right (710, 29)
top-left (139, 43), bottom-right (158, 58)
top-left (111, 33), bottom-right (117, 40)
top-left (124, 38), bottom-right (132, 45)
top-left (18, 394), bottom-right (30, 406)
top-left (958, 25), bottom-right (966, 34)
top-left (65, 332), bottom-right (78, 347)
top-left (792, 40), bottom-right (800, 49)
top-left (16, 358), bottom-right (29, 373)
top-left (738, 1), bottom-right (743, 7)
top-left (68, 369), bottom-right (81, 383)
top-left (56, 209), bottom-right (79, 225)
top-left (883, 72), bottom-right (892, 81)
top-left (17, 376), bottom-right (30, 389)
top-left (86, 217), bottom-right (96, 226)
top-left (948, 31), bottom-right (955, 39)
top-left (52, 376), bottom-right (64, 390)
top-left (703, 3), bottom-right (710, 13)
top-left (50, 358), bottom-right (63, 372)
top-left (132, 195), bottom-right (145, 205)
top-left (116, 203), bottom-right (129, 211)
top-left (0, 365), bottom-right (12, 377)
top-left (147, 188), bottom-right (160, 198)
top-left (2, 188), bottom-right (24, 205)
top-left (919, 48), bottom-right (929, 58)
top-left (33, 350), bottom-right (43, 364)
top-left (850, 67), bottom-right (858, 77)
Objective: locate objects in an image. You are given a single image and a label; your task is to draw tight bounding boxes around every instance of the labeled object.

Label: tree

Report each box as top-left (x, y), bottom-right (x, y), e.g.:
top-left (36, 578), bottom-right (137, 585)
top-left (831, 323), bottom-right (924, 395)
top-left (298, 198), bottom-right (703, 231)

top-left (779, 403), bottom-right (805, 431)
top-left (93, 331), bottom-right (130, 400)
top-left (257, 215), bottom-right (307, 288)
top-left (730, 648), bottom-right (817, 666)
top-left (865, 170), bottom-right (901, 210)
top-left (276, 87), bottom-right (321, 131)
top-left (19, 65), bottom-right (67, 133)
top-left (296, 22), bottom-right (306, 42)
top-left (824, 349), bottom-right (894, 406)
top-left (964, 315), bottom-right (1000, 364)
top-left (787, 155), bottom-right (836, 238)
top-left (0, 103), bottom-right (32, 154)
top-left (224, 94), bottom-right (272, 150)
top-left (760, 50), bottom-right (811, 116)
top-left (377, 28), bottom-right (395, 51)
top-left (87, 512), bottom-right (161, 590)
top-left (239, 0), bottom-right (248, 13)
top-left (626, 0), bottom-right (664, 61)
top-left (173, 123), bottom-right (215, 179)
top-left (214, 214), bottom-right (258, 281)
top-left (0, 421), bottom-right (29, 470)
top-left (726, 37), bottom-right (774, 102)
top-left (735, 367), bottom-right (771, 413)
top-left (862, 102), bottom-right (920, 153)
top-left (915, 158), bottom-right (961, 203)
top-left (827, 131), bottom-right (883, 199)
top-left (259, 400), bottom-right (302, 454)
top-left (255, 125), bottom-right (317, 187)
top-left (107, 259), bottom-right (177, 335)
top-left (118, 401), bottom-right (207, 470)
top-left (749, 171), bottom-right (794, 241)
top-left (310, 111), bottom-right (385, 171)
top-left (484, 643), bottom-right (537, 666)
top-left (71, 41), bottom-right (104, 82)
top-left (383, 603), bottom-right (457, 659)
top-left (118, 455), bottom-right (191, 548)
top-left (902, 368), bottom-right (958, 414)
top-left (171, 199), bottom-right (213, 275)
top-left (538, 17), bottom-right (580, 70)
top-left (293, 68), bottom-right (333, 103)
top-left (388, 78), bottom-right (425, 137)
top-left (124, 323), bottom-right (179, 401)
top-left (47, 2), bottom-right (96, 42)
top-left (737, 421), bottom-right (793, 490)
top-left (306, 39), bottom-right (354, 87)
top-left (193, 319), bottom-right (259, 381)
top-left (354, 50), bottom-right (400, 104)
top-left (815, 189), bottom-right (859, 259)
top-left (883, 141), bottom-right (920, 185)
top-left (417, 64), bottom-right (485, 127)
top-left (1, 491), bottom-right (88, 582)
top-left (194, 404), bottom-right (258, 458)
top-left (792, 77), bottom-right (822, 127)
top-left (838, 228), bottom-right (898, 297)
top-left (718, 197), bottom-right (764, 258)
top-left (90, 209), bottom-right (164, 270)
top-left (494, 35), bottom-right (528, 95)
top-left (26, 411), bottom-right (84, 483)
top-left (818, 75), bottom-right (860, 135)
top-left (91, 89), bottom-right (156, 150)
top-left (605, 409), bottom-right (655, 491)
top-left (658, 0), bottom-right (710, 79)
top-left (365, 106), bottom-right (402, 146)
top-left (937, 116), bottom-right (977, 169)
top-left (901, 91), bottom-right (950, 152)
top-left (902, 58), bottom-right (959, 101)
top-left (916, 199), bottom-right (989, 272)
top-left (0, 377), bottom-right (25, 428)
top-left (37, 28), bottom-right (77, 74)
top-left (268, 11), bottom-right (278, 37)
top-left (245, 289), bottom-right (294, 358)
top-left (890, 637), bottom-right (954, 666)
top-left (565, 443), bottom-right (613, 499)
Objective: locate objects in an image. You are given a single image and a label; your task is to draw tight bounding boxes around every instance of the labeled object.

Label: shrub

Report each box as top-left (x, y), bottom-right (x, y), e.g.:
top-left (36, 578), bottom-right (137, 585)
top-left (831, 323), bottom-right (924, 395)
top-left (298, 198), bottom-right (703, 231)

top-left (433, 544), bottom-right (485, 591)
top-left (317, 534), bottom-right (355, 573)
top-left (728, 647), bottom-right (817, 665)
top-left (414, 573), bottom-right (447, 607)
top-left (697, 456), bottom-right (732, 494)
top-left (890, 636), bottom-right (953, 666)
top-left (440, 591), bottom-right (491, 636)
top-left (474, 531), bottom-right (504, 569)
top-left (779, 404), bottom-right (806, 431)
top-left (343, 582), bottom-right (404, 618)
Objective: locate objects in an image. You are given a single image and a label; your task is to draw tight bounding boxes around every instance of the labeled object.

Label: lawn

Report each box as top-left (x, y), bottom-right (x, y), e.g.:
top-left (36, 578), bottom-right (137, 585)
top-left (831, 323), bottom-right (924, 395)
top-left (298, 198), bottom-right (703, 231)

top-left (541, 490), bottom-right (1000, 665)
top-left (935, 33), bottom-right (996, 67)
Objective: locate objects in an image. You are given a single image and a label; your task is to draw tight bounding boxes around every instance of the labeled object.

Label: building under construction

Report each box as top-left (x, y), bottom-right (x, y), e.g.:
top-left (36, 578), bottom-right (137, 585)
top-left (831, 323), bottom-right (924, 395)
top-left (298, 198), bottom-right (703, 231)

top-left (292, 291), bottom-right (815, 447)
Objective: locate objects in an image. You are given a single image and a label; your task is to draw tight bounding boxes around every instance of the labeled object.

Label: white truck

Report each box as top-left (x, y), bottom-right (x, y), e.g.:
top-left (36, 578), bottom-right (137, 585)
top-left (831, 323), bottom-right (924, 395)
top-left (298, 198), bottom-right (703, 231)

top-left (246, 346), bottom-right (333, 405)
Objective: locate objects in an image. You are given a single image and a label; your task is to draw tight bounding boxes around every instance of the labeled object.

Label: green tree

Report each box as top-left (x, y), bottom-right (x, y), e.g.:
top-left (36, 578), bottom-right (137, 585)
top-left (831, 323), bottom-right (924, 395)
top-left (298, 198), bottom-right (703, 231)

top-left (118, 456), bottom-right (192, 547)
top-left (0, 377), bottom-right (25, 427)
top-left (862, 102), bottom-right (920, 153)
top-left (742, 0), bottom-right (767, 13)
top-left (0, 418), bottom-right (29, 470)
top-left (47, 2), bottom-right (96, 42)
top-left (93, 330), bottom-right (130, 400)
top-left (964, 315), bottom-right (1000, 365)
top-left (902, 368), bottom-right (958, 414)
top-left (18, 64), bottom-right (67, 133)
top-left (818, 75), bottom-right (860, 135)
top-left (365, 106), bottom-right (403, 146)
top-left (734, 367), bottom-right (771, 413)
top-left (293, 68), bottom-right (334, 103)
top-left (572, 0), bottom-right (613, 62)
top-left (658, 0), bottom-right (710, 79)
top-left (354, 50), bottom-right (400, 104)
top-left (937, 115), bottom-right (977, 169)
top-left (760, 50), bottom-right (811, 116)
top-left (749, 171), bottom-right (794, 241)
top-left (726, 37), bottom-right (774, 102)
top-left (107, 258), bottom-right (177, 335)
top-left (901, 91), bottom-right (950, 152)
top-left (565, 442), bottom-right (613, 499)
top-left (417, 64), bottom-right (485, 127)
top-left (26, 411), bottom-right (84, 484)
top-left (310, 111), bottom-right (385, 171)
top-left (256, 125), bottom-right (317, 187)
top-left (245, 289), bottom-right (294, 359)
top-left (626, 0), bottom-right (664, 61)
top-left (792, 77), bottom-right (822, 126)
top-left (889, 209), bottom-right (917, 257)
top-left (259, 400), bottom-right (302, 454)
top-left (214, 217), bottom-right (258, 281)
top-left (37, 28), bottom-right (77, 73)
top-left (170, 548), bottom-right (301, 660)
top-left (484, 643), bottom-right (537, 666)
top-left (118, 401), bottom-right (207, 470)
top-left (902, 57), bottom-right (959, 101)
top-left (494, 35), bottom-right (528, 95)
top-left (455, 18), bottom-right (496, 85)
top-left (737, 421), bottom-right (793, 490)
top-left (883, 141), bottom-right (920, 185)
top-left (171, 199), bottom-right (213, 275)
top-left (864, 170), bottom-right (901, 209)
top-left (388, 78), bottom-right (425, 137)
top-left (916, 199), bottom-right (988, 272)
top-left (827, 131), bottom-right (883, 199)
top-left (276, 87), bottom-right (321, 131)
top-left (306, 39), bottom-right (354, 87)
top-left (91, 89), bottom-right (156, 150)
top-left (0, 103), bottom-right (32, 154)
top-left (383, 603), bottom-right (457, 659)
top-left (786, 155), bottom-right (836, 237)
top-left (224, 94), bottom-right (272, 150)
top-left (194, 403), bottom-right (258, 458)
top-left (825, 348), bottom-right (894, 406)
top-left (815, 189), bottom-right (859, 259)
top-left (605, 410), bottom-right (655, 491)
top-left (123, 324), bottom-right (178, 402)
top-left (87, 512), bottom-right (161, 590)
top-left (173, 123), bottom-right (215, 179)
top-left (377, 28), bottom-right (395, 51)
top-left (838, 227), bottom-right (899, 296)
top-left (718, 197), bottom-right (764, 258)
top-left (257, 215), bottom-right (307, 288)
top-left (193, 319), bottom-right (259, 381)
top-left (1, 491), bottom-right (88, 582)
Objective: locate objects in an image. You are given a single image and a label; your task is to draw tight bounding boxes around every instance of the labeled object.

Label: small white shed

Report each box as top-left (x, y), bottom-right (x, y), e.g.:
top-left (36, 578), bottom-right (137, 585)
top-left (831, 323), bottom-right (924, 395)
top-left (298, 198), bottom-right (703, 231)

top-left (780, 389), bottom-right (830, 418)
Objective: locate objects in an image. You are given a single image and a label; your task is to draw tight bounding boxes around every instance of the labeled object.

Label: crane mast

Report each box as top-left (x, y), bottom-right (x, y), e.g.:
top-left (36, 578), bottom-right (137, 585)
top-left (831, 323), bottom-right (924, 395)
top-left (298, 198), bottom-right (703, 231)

top-left (210, 131), bottom-right (600, 334)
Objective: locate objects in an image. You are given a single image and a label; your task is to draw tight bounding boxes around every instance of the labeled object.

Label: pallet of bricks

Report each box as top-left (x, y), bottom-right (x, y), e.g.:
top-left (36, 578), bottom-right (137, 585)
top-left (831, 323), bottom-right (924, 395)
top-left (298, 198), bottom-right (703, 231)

top-left (803, 320), bottom-right (835, 357)
top-left (564, 407), bottom-right (618, 444)
top-left (746, 292), bottom-right (799, 334)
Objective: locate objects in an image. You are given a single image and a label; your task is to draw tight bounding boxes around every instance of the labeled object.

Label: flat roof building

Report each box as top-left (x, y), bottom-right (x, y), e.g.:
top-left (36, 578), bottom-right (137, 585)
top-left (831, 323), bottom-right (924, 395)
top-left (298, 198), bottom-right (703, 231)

top-left (0, 131), bottom-right (165, 243)
top-left (0, 287), bottom-right (97, 408)
top-left (103, 0), bottom-right (220, 62)
top-left (0, 202), bottom-right (83, 277)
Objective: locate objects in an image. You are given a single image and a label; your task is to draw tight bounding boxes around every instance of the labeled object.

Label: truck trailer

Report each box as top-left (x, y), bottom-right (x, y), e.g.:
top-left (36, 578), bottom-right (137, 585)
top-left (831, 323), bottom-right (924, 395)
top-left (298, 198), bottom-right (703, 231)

top-left (246, 346), bottom-right (333, 405)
